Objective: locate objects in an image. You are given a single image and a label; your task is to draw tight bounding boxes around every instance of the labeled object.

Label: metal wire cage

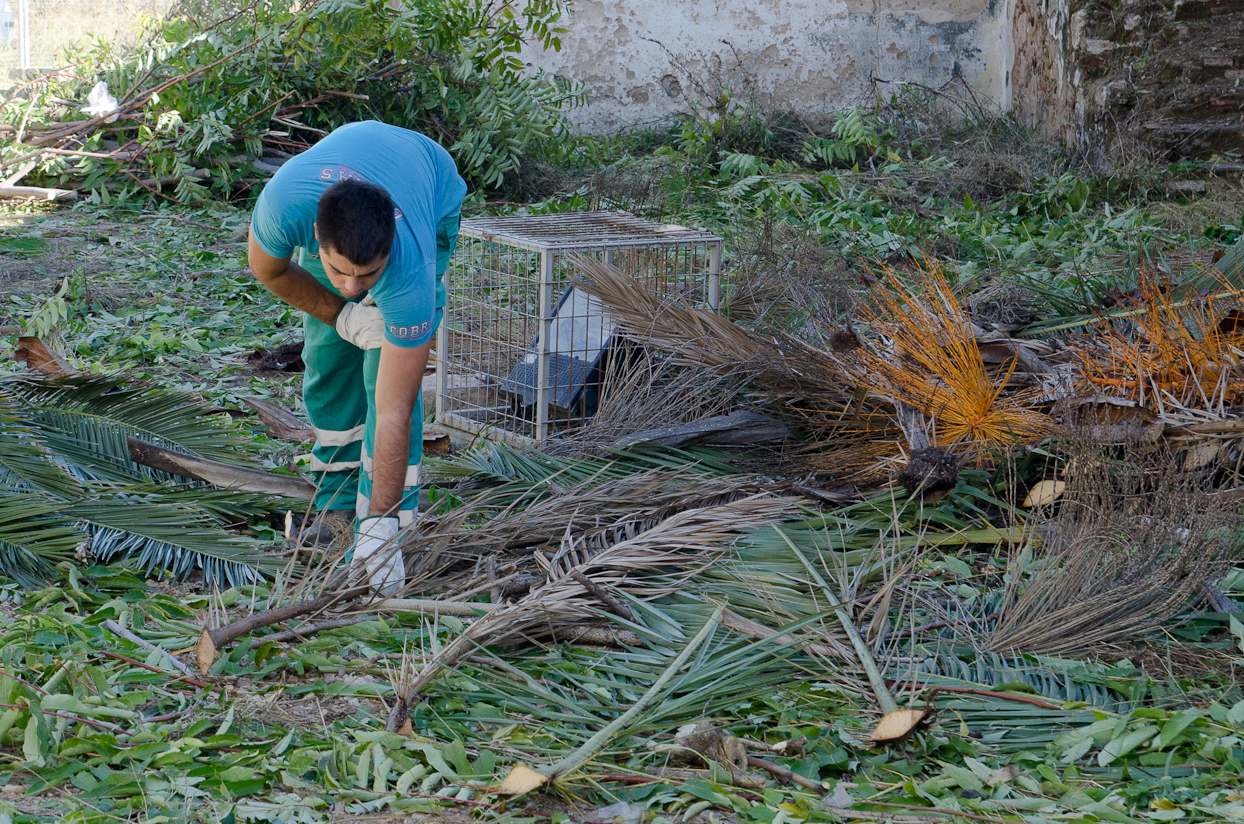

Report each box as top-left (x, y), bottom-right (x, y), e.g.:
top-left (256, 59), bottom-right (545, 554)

top-left (436, 211), bottom-right (723, 443)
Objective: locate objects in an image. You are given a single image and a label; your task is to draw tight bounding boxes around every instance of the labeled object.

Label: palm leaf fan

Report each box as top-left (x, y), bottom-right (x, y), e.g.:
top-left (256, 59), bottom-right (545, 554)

top-left (3, 375), bottom-right (256, 462)
top-left (0, 375), bottom-right (283, 586)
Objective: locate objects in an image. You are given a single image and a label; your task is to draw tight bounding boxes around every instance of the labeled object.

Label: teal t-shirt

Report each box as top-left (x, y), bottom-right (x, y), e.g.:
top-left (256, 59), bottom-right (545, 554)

top-left (251, 121), bottom-right (467, 348)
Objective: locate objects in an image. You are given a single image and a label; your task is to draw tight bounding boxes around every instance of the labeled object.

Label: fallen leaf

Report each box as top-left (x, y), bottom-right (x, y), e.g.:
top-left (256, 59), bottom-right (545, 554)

top-left (15, 337), bottom-right (77, 377)
top-left (986, 764), bottom-right (1021, 786)
top-left (498, 764), bottom-right (548, 795)
top-left (1023, 479), bottom-right (1066, 507)
top-left (869, 708), bottom-right (929, 743)
top-left (195, 629), bottom-right (216, 675)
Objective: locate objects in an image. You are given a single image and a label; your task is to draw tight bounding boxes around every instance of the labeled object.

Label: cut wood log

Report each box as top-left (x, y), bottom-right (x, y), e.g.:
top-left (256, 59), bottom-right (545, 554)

top-left (241, 396), bottom-right (315, 442)
top-left (15, 336), bottom-right (78, 376)
top-left (1, 159), bottom-right (40, 187)
top-left (613, 410), bottom-right (791, 449)
top-left (127, 436), bottom-right (316, 498)
top-left (0, 184), bottom-right (77, 201)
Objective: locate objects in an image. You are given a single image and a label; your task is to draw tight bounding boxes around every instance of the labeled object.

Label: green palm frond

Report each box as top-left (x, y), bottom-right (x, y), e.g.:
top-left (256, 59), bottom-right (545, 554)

top-left (933, 696), bottom-right (1099, 754)
top-left (2, 374), bottom-right (258, 468)
top-left (450, 602), bottom-right (806, 756)
top-left (890, 649), bottom-right (1130, 711)
top-left (0, 492), bottom-right (85, 586)
top-left (0, 403), bottom-right (84, 498)
top-left (64, 495), bottom-right (282, 586)
top-left (432, 440), bottom-right (734, 487)
top-left (0, 374), bottom-right (283, 587)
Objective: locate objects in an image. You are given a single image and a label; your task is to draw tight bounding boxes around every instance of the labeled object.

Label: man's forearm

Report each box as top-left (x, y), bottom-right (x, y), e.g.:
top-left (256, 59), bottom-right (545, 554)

top-left (370, 412), bottom-right (413, 515)
top-left (369, 340), bottom-right (432, 516)
top-left (256, 261), bottom-right (345, 326)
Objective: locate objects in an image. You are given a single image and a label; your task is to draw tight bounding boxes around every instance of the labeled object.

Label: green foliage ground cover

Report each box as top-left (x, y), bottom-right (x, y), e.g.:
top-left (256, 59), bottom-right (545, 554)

top-left (0, 99), bottom-right (1240, 822)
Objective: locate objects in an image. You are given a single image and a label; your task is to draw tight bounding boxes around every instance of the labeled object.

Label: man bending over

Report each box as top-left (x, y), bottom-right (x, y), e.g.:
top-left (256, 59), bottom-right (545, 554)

top-left (247, 120), bottom-right (467, 594)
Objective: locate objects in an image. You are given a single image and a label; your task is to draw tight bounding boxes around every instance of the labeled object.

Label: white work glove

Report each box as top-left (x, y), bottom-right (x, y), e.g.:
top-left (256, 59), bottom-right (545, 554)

top-left (351, 516), bottom-right (405, 596)
top-left (334, 301), bottom-right (385, 350)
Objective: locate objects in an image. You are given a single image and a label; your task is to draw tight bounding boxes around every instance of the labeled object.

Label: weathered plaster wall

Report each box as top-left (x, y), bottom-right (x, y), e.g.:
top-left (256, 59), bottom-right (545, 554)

top-left (1010, 0), bottom-right (1077, 144)
top-left (525, 0), bottom-right (1014, 133)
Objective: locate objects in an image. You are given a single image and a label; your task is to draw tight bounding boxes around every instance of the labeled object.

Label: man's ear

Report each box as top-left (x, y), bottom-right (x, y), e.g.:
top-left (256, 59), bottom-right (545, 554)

top-left (313, 222), bottom-right (319, 242)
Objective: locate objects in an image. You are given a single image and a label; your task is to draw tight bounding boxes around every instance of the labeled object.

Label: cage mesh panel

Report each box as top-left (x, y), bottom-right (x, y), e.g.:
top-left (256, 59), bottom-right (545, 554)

top-left (437, 212), bottom-right (722, 443)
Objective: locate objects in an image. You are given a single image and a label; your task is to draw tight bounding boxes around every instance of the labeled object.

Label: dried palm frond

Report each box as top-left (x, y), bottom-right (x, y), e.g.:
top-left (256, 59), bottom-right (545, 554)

top-left (1077, 267), bottom-right (1244, 414)
top-left (988, 441), bottom-right (1236, 656)
top-left (545, 349), bottom-right (735, 455)
top-left (410, 469), bottom-right (770, 588)
top-left (405, 441), bottom-right (762, 592)
top-left (385, 494), bottom-right (796, 730)
top-left (571, 254), bottom-right (897, 465)
top-left (853, 261), bottom-right (1052, 465)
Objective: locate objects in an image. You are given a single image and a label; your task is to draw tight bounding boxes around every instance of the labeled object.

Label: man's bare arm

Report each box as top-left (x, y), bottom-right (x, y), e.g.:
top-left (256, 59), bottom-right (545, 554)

top-left (247, 230), bottom-right (344, 326)
top-left (370, 339), bottom-right (431, 515)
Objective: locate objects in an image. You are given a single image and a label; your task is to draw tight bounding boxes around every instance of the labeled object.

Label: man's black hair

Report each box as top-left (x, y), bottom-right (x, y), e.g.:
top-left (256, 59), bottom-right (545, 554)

top-left (316, 179), bottom-right (397, 265)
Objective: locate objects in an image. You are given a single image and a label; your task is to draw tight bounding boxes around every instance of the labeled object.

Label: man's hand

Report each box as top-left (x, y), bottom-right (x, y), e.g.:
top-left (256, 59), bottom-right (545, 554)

top-left (248, 230), bottom-right (344, 326)
top-left (351, 516), bottom-right (404, 595)
top-left (334, 301), bottom-right (385, 349)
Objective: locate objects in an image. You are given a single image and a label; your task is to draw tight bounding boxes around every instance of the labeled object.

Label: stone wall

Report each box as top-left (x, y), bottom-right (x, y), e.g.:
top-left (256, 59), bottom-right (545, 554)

top-left (524, 0), bottom-right (1015, 134)
top-left (1010, 0), bottom-right (1244, 160)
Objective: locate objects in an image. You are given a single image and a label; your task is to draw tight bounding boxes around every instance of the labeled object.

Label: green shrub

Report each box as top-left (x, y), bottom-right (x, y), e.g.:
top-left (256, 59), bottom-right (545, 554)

top-left (3, 0), bottom-right (586, 199)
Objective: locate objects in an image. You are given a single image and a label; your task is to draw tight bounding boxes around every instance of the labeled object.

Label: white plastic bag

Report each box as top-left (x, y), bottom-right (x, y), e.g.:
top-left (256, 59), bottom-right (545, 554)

top-left (82, 81), bottom-right (119, 119)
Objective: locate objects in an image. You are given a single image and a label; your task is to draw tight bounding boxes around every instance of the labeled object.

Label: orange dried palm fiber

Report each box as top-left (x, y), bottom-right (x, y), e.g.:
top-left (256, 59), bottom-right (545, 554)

top-left (853, 261), bottom-right (1051, 464)
top-left (1078, 268), bottom-right (1244, 410)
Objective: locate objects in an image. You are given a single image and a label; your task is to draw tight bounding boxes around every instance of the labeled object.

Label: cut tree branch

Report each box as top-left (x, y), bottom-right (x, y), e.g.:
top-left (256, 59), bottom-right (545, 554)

top-left (196, 586), bottom-right (367, 673)
top-left (127, 436), bottom-right (315, 498)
